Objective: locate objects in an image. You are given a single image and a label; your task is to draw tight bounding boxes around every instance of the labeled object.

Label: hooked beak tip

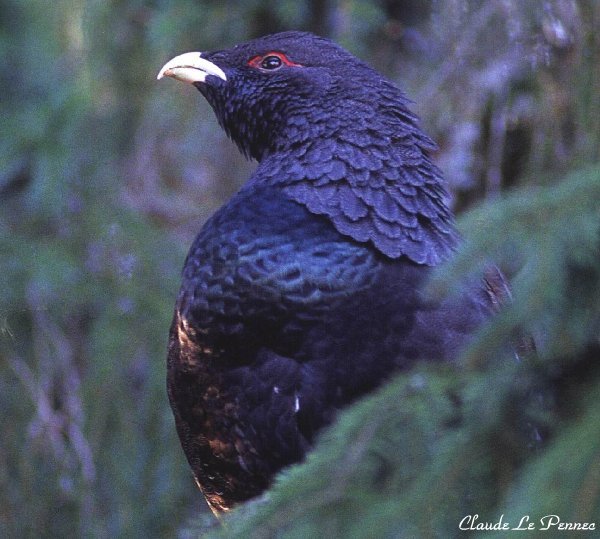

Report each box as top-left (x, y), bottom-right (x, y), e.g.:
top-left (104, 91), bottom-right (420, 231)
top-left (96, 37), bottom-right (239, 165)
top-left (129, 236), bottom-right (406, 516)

top-left (157, 52), bottom-right (227, 84)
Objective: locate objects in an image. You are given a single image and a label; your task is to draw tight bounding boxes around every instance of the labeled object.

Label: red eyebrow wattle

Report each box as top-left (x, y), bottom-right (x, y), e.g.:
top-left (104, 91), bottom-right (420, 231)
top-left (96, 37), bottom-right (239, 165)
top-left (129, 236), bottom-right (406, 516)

top-left (247, 51), bottom-right (303, 68)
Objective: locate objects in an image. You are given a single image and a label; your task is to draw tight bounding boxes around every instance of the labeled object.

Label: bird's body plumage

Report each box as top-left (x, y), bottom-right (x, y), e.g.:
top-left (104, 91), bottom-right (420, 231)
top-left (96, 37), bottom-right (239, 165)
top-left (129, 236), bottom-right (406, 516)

top-left (160, 31), bottom-right (501, 513)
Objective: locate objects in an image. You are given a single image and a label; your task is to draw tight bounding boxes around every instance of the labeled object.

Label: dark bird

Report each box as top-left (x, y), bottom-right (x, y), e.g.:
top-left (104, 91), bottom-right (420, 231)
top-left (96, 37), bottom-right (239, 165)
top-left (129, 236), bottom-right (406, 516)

top-left (158, 31), bottom-right (504, 513)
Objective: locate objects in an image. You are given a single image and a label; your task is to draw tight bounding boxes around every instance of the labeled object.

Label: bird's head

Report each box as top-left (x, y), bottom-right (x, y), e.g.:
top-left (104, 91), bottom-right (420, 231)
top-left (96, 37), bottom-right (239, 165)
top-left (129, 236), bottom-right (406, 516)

top-left (158, 31), bottom-right (403, 160)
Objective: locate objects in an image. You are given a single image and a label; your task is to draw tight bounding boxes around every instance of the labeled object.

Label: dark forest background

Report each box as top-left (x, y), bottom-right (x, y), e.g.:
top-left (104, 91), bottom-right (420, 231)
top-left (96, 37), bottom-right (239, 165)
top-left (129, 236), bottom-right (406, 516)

top-left (1, 1), bottom-right (598, 537)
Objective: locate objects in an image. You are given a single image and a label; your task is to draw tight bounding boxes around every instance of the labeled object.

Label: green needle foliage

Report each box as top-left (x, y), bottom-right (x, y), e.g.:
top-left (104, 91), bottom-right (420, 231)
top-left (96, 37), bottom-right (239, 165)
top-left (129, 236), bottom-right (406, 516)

top-left (438, 167), bottom-right (600, 365)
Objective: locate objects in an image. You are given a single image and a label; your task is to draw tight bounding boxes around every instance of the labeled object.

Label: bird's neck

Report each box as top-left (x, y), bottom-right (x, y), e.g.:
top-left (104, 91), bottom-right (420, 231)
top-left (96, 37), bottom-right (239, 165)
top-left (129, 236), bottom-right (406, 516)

top-left (248, 128), bottom-right (459, 265)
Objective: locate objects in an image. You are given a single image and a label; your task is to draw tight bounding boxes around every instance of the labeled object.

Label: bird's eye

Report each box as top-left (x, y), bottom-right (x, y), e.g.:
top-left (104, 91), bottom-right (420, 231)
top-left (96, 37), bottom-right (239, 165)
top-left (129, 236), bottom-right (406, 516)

top-left (247, 52), bottom-right (303, 71)
top-left (261, 55), bottom-right (283, 70)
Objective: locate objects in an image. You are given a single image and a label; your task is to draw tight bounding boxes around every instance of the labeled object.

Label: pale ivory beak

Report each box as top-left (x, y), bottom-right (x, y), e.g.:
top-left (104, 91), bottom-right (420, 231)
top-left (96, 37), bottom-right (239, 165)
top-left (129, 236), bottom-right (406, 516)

top-left (157, 52), bottom-right (227, 83)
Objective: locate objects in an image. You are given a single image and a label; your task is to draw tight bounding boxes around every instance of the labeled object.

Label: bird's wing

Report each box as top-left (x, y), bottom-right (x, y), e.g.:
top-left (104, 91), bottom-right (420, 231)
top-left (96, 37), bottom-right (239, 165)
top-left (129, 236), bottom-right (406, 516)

top-left (177, 183), bottom-right (381, 343)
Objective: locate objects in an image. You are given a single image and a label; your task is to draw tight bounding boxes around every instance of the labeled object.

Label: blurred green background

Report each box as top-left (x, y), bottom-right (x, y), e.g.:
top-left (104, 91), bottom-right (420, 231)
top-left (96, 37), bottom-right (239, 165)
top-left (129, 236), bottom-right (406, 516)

top-left (1, 1), bottom-right (599, 537)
